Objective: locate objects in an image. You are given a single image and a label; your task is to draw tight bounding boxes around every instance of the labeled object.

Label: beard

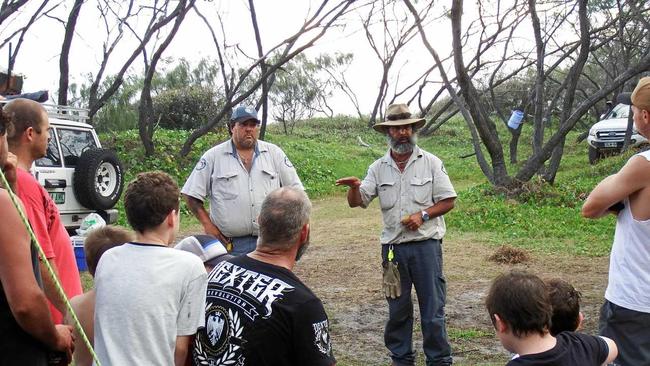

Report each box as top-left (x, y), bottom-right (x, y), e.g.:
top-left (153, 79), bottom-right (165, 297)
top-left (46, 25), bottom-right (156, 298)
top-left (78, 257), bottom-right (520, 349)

top-left (236, 135), bottom-right (257, 149)
top-left (295, 234), bottom-right (310, 262)
top-left (387, 134), bottom-right (417, 154)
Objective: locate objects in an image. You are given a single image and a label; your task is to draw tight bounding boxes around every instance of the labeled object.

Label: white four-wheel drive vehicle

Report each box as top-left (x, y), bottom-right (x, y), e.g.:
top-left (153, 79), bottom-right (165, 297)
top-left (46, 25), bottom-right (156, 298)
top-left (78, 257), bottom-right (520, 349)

top-left (33, 104), bottom-right (124, 232)
top-left (587, 93), bottom-right (648, 164)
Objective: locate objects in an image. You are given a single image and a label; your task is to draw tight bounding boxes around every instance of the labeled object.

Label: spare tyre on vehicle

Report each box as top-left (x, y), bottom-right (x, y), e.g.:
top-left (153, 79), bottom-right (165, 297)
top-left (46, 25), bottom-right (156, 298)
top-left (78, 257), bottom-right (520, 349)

top-left (73, 148), bottom-right (124, 211)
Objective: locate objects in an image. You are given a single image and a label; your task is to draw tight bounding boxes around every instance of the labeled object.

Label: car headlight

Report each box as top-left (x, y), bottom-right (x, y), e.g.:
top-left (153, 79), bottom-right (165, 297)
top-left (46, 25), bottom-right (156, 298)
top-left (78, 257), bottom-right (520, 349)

top-left (589, 129), bottom-right (596, 137)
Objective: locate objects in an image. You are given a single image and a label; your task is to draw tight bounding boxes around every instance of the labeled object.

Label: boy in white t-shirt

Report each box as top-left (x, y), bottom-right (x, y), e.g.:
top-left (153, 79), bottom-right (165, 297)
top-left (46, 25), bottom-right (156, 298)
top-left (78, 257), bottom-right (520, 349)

top-left (93, 172), bottom-right (208, 366)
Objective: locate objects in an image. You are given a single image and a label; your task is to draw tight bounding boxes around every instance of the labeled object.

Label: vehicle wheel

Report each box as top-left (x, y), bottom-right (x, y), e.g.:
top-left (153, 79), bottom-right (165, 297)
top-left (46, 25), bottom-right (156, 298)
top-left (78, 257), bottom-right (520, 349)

top-left (588, 146), bottom-right (601, 165)
top-left (73, 148), bottom-right (124, 210)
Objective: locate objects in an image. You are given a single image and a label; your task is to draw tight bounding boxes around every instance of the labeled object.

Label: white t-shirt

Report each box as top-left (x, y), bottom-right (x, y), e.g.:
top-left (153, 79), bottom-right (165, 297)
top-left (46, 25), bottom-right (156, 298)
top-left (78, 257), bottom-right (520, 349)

top-left (605, 150), bottom-right (650, 313)
top-left (93, 243), bottom-right (208, 365)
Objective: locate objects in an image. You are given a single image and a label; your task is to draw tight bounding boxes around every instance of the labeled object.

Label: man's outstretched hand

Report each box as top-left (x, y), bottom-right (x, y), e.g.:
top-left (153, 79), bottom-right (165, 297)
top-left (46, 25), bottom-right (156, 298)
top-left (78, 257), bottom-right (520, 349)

top-left (335, 177), bottom-right (361, 188)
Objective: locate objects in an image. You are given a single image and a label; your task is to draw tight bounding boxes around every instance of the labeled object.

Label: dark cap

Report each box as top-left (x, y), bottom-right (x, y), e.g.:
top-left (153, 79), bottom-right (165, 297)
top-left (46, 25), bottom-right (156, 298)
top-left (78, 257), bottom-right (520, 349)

top-left (230, 105), bottom-right (260, 124)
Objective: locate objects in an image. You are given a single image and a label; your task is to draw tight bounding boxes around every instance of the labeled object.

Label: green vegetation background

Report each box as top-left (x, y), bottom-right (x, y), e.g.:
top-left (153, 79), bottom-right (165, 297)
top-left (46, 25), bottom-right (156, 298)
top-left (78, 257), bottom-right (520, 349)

top-left (102, 116), bottom-right (630, 257)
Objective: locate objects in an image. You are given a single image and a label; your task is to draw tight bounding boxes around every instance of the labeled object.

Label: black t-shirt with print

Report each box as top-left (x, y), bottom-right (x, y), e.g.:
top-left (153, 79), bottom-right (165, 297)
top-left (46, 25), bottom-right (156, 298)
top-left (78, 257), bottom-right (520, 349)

top-left (192, 255), bottom-right (335, 366)
top-left (508, 331), bottom-right (609, 366)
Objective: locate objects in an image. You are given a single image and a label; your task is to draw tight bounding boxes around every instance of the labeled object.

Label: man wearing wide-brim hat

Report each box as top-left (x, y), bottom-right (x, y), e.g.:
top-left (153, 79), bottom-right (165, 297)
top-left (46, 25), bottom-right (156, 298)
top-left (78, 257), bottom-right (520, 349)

top-left (337, 103), bottom-right (457, 366)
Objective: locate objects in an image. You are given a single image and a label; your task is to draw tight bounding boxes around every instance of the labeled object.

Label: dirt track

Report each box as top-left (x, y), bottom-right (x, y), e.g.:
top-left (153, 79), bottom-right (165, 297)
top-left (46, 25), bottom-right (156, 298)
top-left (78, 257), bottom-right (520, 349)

top-left (291, 195), bottom-right (610, 366)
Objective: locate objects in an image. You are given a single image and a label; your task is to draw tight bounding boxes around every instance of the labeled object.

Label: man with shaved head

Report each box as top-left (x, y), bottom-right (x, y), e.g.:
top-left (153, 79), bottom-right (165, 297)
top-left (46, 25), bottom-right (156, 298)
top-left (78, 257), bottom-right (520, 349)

top-left (5, 98), bottom-right (82, 324)
top-left (192, 187), bottom-right (336, 366)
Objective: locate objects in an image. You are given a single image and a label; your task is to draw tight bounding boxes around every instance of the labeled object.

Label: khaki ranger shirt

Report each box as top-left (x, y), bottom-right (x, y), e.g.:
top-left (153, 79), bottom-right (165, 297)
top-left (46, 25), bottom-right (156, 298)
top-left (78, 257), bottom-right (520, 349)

top-left (182, 139), bottom-right (303, 238)
top-left (359, 146), bottom-right (456, 245)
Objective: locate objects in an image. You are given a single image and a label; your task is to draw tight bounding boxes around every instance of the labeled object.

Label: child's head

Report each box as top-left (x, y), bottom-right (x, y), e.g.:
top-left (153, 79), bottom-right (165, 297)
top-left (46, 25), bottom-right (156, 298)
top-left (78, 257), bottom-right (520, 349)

top-left (546, 278), bottom-right (582, 335)
top-left (486, 270), bottom-right (552, 345)
top-left (84, 225), bottom-right (134, 276)
top-left (124, 171), bottom-right (180, 235)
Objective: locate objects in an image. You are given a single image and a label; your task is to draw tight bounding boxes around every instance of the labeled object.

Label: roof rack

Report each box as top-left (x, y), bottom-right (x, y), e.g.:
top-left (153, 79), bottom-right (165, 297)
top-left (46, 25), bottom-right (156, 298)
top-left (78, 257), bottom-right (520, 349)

top-left (0, 100), bottom-right (89, 123)
top-left (42, 103), bottom-right (89, 123)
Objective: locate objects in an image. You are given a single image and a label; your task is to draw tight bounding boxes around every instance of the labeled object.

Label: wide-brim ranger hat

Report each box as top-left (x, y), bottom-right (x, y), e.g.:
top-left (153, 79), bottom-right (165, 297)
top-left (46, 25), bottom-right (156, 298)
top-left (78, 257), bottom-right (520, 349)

top-left (174, 234), bottom-right (233, 267)
top-left (372, 103), bottom-right (426, 132)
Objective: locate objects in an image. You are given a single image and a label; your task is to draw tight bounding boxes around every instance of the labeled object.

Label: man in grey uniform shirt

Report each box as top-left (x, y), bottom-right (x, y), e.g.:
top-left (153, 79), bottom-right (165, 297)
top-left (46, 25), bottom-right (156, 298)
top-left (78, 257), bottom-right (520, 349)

top-left (182, 105), bottom-right (303, 255)
top-left (337, 103), bottom-right (456, 366)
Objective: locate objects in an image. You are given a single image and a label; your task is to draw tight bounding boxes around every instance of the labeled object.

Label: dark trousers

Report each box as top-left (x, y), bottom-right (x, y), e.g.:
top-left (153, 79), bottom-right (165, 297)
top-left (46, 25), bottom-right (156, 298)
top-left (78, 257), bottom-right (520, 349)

top-left (231, 235), bottom-right (258, 256)
top-left (599, 300), bottom-right (650, 366)
top-left (382, 239), bottom-right (452, 366)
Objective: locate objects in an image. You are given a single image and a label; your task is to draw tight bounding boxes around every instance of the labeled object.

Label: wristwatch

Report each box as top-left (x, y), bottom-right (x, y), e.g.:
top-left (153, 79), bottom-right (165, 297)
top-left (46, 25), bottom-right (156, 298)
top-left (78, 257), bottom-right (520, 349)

top-left (421, 210), bottom-right (430, 221)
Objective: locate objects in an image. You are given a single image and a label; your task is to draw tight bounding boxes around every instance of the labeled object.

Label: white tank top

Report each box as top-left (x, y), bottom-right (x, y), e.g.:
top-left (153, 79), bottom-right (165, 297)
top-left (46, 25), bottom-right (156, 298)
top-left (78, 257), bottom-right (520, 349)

top-left (605, 150), bottom-right (650, 313)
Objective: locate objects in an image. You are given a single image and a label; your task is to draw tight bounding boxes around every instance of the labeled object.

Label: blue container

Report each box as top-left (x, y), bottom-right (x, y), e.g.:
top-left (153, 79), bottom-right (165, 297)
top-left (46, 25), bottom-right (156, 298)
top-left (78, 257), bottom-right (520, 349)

top-left (507, 110), bottom-right (525, 129)
top-left (71, 236), bottom-right (87, 272)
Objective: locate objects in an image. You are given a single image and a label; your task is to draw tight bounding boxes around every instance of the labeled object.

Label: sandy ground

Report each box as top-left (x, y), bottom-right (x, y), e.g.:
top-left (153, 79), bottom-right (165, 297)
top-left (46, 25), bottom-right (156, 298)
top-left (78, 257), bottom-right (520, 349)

top-left (172, 194), bottom-right (611, 366)
top-left (289, 195), bottom-right (610, 366)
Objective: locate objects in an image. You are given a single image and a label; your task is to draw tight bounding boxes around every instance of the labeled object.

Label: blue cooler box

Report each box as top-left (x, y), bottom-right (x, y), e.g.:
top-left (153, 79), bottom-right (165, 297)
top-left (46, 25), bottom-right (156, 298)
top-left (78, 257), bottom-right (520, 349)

top-left (71, 236), bottom-right (87, 272)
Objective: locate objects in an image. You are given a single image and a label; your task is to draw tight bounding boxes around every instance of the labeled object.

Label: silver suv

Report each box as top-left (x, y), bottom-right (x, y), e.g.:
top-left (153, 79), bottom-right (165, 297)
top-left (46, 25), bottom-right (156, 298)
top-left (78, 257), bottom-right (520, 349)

top-left (587, 93), bottom-right (647, 164)
top-left (34, 104), bottom-right (123, 231)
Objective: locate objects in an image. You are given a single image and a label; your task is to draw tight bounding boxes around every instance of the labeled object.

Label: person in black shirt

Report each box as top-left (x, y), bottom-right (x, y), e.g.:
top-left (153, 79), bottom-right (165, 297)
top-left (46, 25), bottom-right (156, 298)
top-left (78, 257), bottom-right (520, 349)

top-left (0, 107), bottom-right (74, 365)
top-left (486, 270), bottom-right (617, 366)
top-left (192, 187), bottom-right (336, 366)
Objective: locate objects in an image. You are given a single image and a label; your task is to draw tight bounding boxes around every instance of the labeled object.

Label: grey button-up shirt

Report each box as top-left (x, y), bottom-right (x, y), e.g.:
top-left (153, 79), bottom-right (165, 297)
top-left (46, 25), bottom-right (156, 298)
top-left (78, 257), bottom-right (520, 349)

top-left (182, 139), bottom-right (303, 237)
top-left (359, 146), bottom-right (456, 244)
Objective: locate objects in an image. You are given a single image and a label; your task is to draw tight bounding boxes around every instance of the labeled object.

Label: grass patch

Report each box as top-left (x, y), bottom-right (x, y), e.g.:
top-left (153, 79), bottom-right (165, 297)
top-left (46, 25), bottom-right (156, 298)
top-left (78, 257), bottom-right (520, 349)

top-left (448, 327), bottom-right (493, 341)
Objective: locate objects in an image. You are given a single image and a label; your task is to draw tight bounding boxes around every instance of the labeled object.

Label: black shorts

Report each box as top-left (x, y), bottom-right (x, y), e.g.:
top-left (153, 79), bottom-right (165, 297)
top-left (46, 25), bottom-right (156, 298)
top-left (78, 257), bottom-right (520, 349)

top-left (599, 300), bottom-right (650, 366)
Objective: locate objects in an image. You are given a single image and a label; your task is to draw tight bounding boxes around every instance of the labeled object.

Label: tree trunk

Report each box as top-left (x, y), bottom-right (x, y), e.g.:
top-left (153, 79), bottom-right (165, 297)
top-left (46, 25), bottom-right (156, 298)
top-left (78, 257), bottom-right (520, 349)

top-left (509, 126), bottom-right (522, 164)
top-left (529, 0), bottom-right (546, 156)
top-left (248, 0), bottom-right (270, 140)
top-left (138, 0), bottom-right (194, 155)
top-left (450, 0), bottom-right (511, 187)
top-left (542, 0), bottom-right (589, 183)
top-left (369, 67), bottom-right (390, 126)
top-left (57, 0), bottom-right (83, 106)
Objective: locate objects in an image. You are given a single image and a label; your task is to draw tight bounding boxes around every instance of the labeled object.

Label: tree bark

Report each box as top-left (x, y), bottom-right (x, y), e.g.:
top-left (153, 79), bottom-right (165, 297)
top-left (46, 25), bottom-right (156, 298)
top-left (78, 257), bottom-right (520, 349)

top-left (138, 0), bottom-right (195, 155)
top-left (58, 0), bottom-right (84, 106)
top-left (543, 0), bottom-right (590, 183)
top-left (248, 0), bottom-right (269, 140)
top-left (528, 0), bottom-right (545, 156)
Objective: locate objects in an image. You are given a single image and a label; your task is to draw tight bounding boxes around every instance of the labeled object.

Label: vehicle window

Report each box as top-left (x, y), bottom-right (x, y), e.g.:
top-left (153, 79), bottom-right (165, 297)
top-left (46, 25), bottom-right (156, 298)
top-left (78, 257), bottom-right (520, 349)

top-left (607, 104), bottom-right (630, 119)
top-left (58, 128), bottom-right (98, 167)
top-left (35, 128), bottom-right (62, 167)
